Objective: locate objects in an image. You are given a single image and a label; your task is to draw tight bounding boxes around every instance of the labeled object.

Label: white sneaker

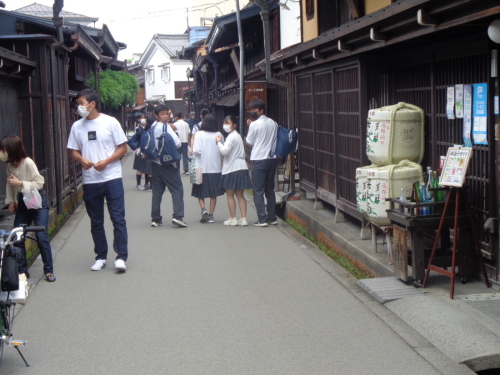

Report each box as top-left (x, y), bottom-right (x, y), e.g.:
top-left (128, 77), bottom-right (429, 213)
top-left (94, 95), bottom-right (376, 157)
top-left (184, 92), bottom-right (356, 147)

top-left (91, 259), bottom-right (106, 271)
top-left (238, 218), bottom-right (248, 226)
top-left (224, 217), bottom-right (238, 226)
top-left (115, 259), bottom-right (126, 272)
top-left (136, 185), bottom-right (145, 191)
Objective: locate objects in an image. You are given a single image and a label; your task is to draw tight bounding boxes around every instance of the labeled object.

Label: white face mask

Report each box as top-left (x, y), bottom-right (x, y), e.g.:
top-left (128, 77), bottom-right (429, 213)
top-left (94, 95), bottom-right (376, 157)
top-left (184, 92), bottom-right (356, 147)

top-left (77, 105), bottom-right (91, 118)
top-left (140, 119), bottom-right (146, 125)
top-left (0, 151), bottom-right (8, 162)
top-left (223, 124), bottom-right (232, 133)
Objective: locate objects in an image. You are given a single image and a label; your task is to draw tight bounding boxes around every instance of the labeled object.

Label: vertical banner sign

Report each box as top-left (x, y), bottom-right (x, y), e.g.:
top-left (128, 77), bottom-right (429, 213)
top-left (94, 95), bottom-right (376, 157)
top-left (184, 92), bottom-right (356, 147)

top-left (446, 87), bottom-right (455, 119)
top-left (473, 83), bottom-right (488, 145)
top-left (463, 84), bottom-right (472, 147)
top-left (455, 84), bottom-right (464, 118)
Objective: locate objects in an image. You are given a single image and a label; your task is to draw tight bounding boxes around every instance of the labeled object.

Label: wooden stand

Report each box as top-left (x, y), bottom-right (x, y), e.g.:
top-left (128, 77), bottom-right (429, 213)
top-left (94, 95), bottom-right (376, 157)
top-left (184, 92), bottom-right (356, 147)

top-left (422, 187), bottom-right (490, 299)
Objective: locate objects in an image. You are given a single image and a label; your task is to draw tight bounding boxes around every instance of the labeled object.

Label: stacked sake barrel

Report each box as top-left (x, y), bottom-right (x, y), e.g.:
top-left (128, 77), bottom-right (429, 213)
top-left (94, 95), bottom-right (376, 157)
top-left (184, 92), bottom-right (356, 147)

top-left (356, 103), bottom-right (425, 225)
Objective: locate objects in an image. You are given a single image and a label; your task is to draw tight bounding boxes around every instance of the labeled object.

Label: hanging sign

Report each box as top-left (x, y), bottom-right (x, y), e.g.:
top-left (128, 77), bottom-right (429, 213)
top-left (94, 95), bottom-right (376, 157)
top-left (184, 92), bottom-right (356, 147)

top-left (455, 84), bottom-right (464, 118)
top-left (463, 84), bottom-right (472, 147)
top-left (439, 147), bottom-right (473, 187)
top-left (472, 83), bottom-right (488, 145)
top-left (446, 87), bottom-right (455, 119)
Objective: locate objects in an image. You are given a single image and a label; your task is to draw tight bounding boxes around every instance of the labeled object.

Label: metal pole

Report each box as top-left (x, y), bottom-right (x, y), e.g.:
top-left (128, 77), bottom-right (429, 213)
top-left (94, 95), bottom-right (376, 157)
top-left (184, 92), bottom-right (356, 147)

top-left (235, 0), bottom-right (245, 134)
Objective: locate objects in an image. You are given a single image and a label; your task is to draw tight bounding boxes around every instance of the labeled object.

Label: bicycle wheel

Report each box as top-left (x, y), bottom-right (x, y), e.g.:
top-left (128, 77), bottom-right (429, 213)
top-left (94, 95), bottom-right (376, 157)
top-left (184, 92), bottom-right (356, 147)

top-left (0, 301), bottom-right (11, 365)
top-left (0, 303), bottom-right (6, 365)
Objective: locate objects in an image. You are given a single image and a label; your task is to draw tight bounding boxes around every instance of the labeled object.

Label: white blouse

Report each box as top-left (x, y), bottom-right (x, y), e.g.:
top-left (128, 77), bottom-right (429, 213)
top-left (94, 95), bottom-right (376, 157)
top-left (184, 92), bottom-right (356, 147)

top-left (5, 157), bottom-right (44, 204)
top-left (217, 131), bottom-right (248, 175)
top-left (193, 131), bottom-right (223, 174)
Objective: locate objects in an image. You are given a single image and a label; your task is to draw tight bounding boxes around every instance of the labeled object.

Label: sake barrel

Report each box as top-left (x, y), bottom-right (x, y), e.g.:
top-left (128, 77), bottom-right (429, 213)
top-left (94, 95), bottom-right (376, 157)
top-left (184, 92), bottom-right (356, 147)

top-left (356, 165), bottom-right (373, 219)
top-left (366, 102), bottom-right (425, 165)
top-left (366, 161), bottom-right (422, 225)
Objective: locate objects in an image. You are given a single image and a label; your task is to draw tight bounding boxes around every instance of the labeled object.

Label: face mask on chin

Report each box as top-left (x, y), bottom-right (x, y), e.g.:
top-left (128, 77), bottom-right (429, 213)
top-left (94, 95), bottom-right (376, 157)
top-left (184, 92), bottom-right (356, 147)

top-left (0, 151), bottom-right (8, 162)
top-left (77, 105), bottom-right (91, 118)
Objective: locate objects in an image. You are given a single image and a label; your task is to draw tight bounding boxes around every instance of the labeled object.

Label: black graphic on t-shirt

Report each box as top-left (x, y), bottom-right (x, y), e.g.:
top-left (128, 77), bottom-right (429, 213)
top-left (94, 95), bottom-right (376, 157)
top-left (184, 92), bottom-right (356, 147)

top-left (88, 131), bottom-right (97, 141)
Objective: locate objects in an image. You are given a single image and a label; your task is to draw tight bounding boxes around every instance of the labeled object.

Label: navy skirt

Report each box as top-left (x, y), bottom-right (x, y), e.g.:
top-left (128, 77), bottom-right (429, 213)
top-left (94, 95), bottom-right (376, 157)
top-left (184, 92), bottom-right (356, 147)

top-left (133, 153), bottom-right (152, 175)
top-left (191, 173), bottom-right (225, 198)
top-left (220, 169), bottom-right (251, 191)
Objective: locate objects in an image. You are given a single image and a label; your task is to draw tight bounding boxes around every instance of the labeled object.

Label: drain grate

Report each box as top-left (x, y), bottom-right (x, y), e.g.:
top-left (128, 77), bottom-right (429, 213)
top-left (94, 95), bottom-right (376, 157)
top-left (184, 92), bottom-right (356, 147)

top-left (457, 293), bottom-right (500, 302)
top-left (357, 276), bottom-right (424, 304)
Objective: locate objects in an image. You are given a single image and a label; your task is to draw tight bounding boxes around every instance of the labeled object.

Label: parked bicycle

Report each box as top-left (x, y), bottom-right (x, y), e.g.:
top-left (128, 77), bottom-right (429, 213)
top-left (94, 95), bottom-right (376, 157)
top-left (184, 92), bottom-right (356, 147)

top-left (0, 224), bottom-right (45, 367)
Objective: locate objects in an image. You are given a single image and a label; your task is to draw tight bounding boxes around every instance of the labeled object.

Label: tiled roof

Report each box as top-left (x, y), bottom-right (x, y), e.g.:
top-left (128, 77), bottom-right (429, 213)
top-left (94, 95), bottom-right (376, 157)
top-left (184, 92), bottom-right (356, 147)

top-left (153, 34), bottom-right (190, 58)
top-left (14, 3), bottom-right (98, 22)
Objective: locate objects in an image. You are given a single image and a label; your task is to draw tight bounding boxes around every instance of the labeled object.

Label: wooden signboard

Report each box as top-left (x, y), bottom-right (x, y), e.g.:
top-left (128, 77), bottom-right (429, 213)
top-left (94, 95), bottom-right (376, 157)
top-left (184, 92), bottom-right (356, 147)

top-left (393, 226), bottom-right (408, 282)
top-left (439, 147), bottom-right (473, 187)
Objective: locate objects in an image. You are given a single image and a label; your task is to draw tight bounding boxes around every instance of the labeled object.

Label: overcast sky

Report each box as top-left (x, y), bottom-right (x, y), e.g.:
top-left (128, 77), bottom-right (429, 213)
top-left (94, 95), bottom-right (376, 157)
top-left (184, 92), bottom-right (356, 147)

top-left (8, 0), bottom-right (240, 60)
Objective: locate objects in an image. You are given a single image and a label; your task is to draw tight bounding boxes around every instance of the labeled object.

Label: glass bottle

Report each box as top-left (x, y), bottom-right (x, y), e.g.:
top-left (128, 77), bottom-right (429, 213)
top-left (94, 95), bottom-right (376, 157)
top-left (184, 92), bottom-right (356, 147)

top-left (399, 188), bottom-right (407, 213)
top-left (432, 171), bottom-right (442, 202)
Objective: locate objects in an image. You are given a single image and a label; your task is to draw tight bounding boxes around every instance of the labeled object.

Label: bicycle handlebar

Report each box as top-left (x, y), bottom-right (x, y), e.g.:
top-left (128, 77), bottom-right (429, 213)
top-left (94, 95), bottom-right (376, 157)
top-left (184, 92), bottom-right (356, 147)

top-left (1, 225), bottom-right (46, 245)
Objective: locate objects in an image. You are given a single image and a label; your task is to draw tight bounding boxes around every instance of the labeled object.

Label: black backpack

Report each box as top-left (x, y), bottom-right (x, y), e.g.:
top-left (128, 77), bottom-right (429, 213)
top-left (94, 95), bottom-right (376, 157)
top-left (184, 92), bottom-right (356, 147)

top-left (1, 246), bottom-right (22, 292)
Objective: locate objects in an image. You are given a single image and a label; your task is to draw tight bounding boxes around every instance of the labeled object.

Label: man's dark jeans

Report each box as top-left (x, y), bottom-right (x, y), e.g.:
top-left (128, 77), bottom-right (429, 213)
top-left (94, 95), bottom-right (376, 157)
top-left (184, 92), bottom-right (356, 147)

top-left (251, 158), bottom-right (277, 223)
top-left (15, 193), bottom-right (53, 275)
top-left (83, 178), bottom-right (128, 261)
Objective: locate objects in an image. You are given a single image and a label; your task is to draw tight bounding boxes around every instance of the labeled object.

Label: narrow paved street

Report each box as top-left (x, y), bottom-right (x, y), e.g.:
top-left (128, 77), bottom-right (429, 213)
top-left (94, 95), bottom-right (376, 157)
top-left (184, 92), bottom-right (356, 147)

top-left (1, 152), bottom-right (452, 374)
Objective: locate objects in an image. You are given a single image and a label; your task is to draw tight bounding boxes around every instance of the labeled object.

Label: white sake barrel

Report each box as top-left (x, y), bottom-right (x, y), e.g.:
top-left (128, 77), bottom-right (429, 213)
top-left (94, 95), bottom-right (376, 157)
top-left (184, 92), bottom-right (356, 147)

top-left (366, 102), bottom-right (425, 165)
top-left (356, 165), bottom-right (373, 219)
top-left (366, 161), bottom-right (423, 226)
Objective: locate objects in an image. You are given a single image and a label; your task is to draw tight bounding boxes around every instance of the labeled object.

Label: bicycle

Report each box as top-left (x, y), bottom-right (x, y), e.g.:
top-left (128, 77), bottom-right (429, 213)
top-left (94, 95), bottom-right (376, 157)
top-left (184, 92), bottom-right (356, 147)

top-left (0, 224), bottom-right (46, 367)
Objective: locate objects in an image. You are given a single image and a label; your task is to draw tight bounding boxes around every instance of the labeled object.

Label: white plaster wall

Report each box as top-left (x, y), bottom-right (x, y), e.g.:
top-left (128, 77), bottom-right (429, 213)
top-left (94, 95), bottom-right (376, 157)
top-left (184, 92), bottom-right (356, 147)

top-left (144, 48), bottom-right (192, 100)
top-left (280, 0), bottom-right (301, 49)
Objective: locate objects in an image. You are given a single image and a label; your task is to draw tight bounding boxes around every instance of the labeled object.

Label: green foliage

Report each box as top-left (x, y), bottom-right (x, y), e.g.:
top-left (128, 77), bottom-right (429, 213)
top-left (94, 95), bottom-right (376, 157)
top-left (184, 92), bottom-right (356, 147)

top-left (86, 70), bottom-right (139, 109)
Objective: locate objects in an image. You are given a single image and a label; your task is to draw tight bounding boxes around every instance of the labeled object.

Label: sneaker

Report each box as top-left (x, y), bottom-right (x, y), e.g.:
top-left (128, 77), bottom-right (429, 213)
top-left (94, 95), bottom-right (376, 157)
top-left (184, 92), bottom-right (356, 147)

top-left (45, 273), bottom-right (56, 282)
top-left (144, 183), bottom-right (151, 191)
top-left (172, 218), bottom-right (188, 228)
top-left (183, 171), bottom-right (189, 175)
top-left (267, 220), bottom-right (278, 225)
top-left (207, 214), bottom-right (214, 223)
top-left (200, 208), bottom-right (208, 223)
top-left (224, 217), bottom-right (238, 226)
top-left (91, 259), bottom-right (106, 271)
top-left (136, 185), bottom-right (145, 191)
top-left (253, 221), bottom-right (268, 227)
top-left (151, 221), bottom-right (162, 227)
top-left (115, 259), bottom-right (126, 272)
top-left (238, 218), bottom-right (248, 226)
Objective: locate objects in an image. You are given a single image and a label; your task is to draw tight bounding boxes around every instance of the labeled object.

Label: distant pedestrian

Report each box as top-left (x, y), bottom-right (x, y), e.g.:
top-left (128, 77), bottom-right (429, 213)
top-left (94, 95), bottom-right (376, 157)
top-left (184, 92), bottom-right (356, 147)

top-left (150, 104), bottom-right (188, 228)
top-left (187, 111), bottom-right (197, 132)
top-left (192, 113), bottom-right (225, 223)
top-left (0, 135), bottom-right (56, 282)
top-left (216, 115), bottom-right (251, 226)
top-left (174, 112), bottom-right (190, 175)
top-left (245, 99), bottom-right (278, 227)
top-left (67, 88), bottom-right (128, 272)
top-left (132, 113), bottom-right (148, 190)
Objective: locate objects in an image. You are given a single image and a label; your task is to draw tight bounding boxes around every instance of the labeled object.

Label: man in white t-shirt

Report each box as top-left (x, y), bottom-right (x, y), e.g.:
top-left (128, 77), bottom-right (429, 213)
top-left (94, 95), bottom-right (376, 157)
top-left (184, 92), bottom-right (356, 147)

top-left (67, 88), bottom-right (129, 272)
top-left (245, 99), bottom-right (278, 227)
top-left (174, 112), bottom-right (190, 175)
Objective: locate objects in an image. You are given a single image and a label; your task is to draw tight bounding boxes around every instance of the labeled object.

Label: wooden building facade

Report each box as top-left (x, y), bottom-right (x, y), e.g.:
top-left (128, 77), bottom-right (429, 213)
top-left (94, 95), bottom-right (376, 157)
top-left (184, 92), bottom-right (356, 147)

top-left (267, 0), bottom-right (500, 283)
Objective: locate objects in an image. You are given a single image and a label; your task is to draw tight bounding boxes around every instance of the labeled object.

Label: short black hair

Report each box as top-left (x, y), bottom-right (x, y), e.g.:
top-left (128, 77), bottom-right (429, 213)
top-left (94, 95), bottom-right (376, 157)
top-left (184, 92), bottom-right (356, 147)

top-left (0, 135), bottom-right (28, 164)
top-left (77, 88), bottom-right (100, 105)
top-left (201, 113), bottom-right (218, 132)
top-left (154, 104), bottom-right (168, 115)
top-left (224, 115), bottom-right (238, 126)
top-left (200, 108), bottom-right (210, 119)
top-left (174, 112), bottom-right (183, 119)
top-left (145, 115), bottom-right (156, 129)
top-left (248, 99), bottom-right (265, 112)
